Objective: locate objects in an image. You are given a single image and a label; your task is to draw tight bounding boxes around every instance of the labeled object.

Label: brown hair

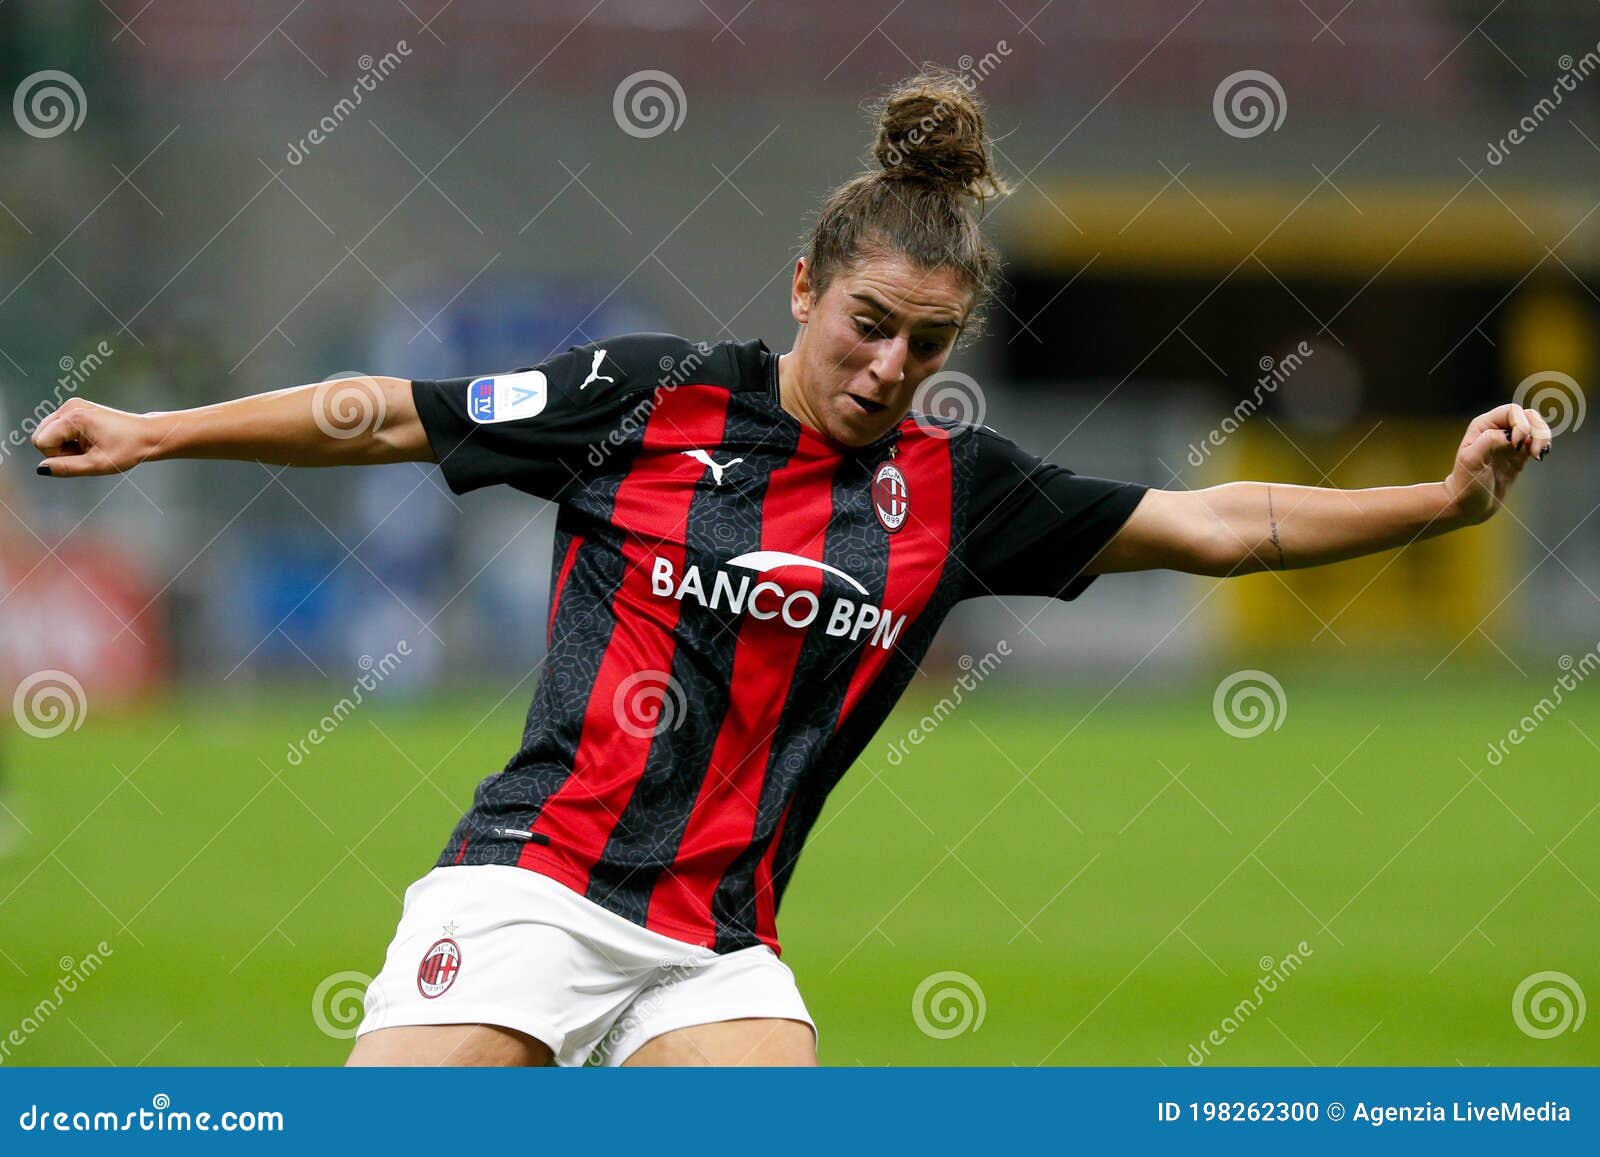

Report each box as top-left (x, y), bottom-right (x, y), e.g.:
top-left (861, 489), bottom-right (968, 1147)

top-left (804, 67), bottom-right (1010, 338)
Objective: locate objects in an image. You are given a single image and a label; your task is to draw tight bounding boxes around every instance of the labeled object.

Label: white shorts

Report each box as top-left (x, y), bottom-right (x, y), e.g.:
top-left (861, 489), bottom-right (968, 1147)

top-left (356, 864), bottom-right (815, 1066)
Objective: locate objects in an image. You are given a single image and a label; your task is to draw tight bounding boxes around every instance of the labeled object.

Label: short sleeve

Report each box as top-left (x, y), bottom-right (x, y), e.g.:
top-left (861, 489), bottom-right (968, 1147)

top-left (411, 333), bottom-right (695, 499)
top-left (961, 428), bottom-right (1149, 601)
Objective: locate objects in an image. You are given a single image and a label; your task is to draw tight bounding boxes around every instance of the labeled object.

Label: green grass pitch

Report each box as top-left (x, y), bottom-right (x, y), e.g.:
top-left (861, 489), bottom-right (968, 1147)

top-left (1, 667), bottom-right (1595, 1066)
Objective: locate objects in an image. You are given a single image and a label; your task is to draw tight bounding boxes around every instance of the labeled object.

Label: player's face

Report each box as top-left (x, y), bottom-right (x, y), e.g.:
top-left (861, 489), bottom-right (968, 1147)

top-left (788, 252), bottom-right (972, 447)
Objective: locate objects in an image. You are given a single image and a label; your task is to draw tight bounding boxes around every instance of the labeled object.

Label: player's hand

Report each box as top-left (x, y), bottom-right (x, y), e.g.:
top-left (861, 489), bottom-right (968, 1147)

top-left (32, 397), bottom-right (158, 477)
top-left (1442, 403), bottom-right (1553, 525)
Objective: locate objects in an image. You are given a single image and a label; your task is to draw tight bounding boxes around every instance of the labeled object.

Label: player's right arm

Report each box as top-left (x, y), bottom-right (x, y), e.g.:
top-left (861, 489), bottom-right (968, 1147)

top-left (31, 376), bottom-right (430, 476)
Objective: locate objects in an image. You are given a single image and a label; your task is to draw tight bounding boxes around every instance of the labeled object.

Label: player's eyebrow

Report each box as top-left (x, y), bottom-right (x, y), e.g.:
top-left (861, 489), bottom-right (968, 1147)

top-left (848, 291), bottom-right (961, 330)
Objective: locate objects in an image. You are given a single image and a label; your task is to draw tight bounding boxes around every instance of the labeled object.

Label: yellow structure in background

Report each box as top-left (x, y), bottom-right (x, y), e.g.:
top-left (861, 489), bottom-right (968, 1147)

top-left (1215, 271), bottom-right (1593, 653)
top-left (1205, 421), bottom-right (1512, 653)
top-left (1008, 181), bottom-right (1600, 277)
top-left (1006, 181), bottom-right (1595, 653)
top-left (1504, 285), bottom-right (1593, 388)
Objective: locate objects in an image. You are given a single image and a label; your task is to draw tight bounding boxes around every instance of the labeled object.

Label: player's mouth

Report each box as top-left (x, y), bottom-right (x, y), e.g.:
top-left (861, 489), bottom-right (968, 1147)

top-left (846, 394), bottom-right (888, 417)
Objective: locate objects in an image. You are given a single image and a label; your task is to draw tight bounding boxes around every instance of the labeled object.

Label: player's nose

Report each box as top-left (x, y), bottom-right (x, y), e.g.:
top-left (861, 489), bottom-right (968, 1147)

top-left (870, 335), bottom-right (908, 388)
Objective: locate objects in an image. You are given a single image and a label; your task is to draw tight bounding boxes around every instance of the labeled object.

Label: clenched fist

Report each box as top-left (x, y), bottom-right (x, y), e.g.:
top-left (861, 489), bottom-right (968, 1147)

top-left (1442, 403), bottom-right (1555, 526)
top-left (32, 397), bottom-right (160, 477)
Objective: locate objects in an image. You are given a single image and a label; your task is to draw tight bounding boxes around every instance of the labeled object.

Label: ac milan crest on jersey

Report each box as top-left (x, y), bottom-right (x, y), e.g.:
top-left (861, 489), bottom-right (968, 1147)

top-left (873, 461), bottom-right (909, 532)
top-left (417, 938), bottom-right (462, 998)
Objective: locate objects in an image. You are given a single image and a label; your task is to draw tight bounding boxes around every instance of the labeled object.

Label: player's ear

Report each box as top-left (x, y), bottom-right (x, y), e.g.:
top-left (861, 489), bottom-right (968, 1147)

top-left (791, 258), bottom-right (814, 325)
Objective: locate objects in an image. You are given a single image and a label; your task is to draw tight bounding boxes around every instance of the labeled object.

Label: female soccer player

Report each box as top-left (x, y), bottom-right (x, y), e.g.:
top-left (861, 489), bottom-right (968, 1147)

top-left (31, 70), bottom-right (1553, 1067)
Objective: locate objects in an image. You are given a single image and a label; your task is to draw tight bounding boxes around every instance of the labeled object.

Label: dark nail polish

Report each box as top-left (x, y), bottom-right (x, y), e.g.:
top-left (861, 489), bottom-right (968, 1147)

top-left (35, 464), bottom-right (50, 476)
top-left (1539, 446), bottom-right (1549, 460)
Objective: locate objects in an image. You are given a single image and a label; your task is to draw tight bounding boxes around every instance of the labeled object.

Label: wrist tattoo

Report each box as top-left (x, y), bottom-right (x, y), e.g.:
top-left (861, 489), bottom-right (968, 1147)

top-left (1266, 484), bottom-right (1286, 569)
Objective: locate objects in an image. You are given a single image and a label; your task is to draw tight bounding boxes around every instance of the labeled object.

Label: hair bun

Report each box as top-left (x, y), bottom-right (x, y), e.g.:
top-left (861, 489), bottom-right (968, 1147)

top-left (872, 68), bottom-right (1008, 203)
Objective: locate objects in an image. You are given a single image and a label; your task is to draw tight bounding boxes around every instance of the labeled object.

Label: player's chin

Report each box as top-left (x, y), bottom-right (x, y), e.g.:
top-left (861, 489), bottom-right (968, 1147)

top-left (828, 398), bottom-right (899, 447)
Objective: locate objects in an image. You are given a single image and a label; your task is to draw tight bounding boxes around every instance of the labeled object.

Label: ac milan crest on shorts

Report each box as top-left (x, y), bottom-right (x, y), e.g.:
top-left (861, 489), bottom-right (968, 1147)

top-left (416, 937), bottom-right (461, 998)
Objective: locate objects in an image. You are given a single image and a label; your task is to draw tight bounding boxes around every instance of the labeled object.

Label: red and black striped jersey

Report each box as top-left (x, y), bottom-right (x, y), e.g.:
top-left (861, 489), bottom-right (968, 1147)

top-left (411, 333), bottom-right (1148, 954)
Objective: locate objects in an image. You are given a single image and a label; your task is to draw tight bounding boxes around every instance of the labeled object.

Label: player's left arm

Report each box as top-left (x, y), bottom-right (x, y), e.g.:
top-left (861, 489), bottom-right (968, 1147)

top-left (1088, 403), bottom-right (1555, 577)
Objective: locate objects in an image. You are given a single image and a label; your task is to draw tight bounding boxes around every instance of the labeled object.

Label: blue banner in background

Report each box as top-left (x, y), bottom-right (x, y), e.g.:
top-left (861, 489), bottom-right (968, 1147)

top-left (1, 1067), bottom-right (1595, 1154)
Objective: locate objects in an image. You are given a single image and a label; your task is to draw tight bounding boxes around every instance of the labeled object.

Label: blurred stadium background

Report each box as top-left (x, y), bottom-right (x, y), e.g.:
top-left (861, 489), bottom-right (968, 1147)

top-left (0, 0), bottom-right (1595, 1065)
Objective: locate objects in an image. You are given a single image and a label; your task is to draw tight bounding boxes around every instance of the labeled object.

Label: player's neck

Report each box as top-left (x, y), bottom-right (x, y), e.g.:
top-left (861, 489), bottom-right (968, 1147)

top-left (775, 350), bottom-right (825, 439)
